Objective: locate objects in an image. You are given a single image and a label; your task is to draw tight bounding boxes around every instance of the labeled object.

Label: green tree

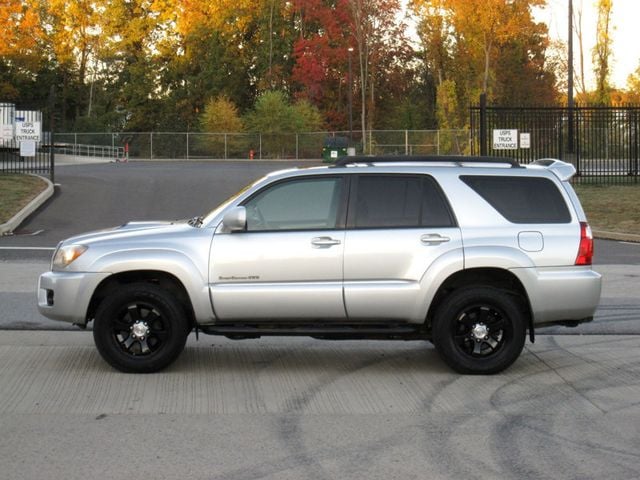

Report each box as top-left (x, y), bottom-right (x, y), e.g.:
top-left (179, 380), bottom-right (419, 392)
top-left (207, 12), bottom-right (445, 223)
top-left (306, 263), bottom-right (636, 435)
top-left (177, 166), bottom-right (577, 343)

top-left (244, 90), bottom-right (323, 157)
top-left (291, 99), bottom-right (324, 131)
top-left (244, 91), bottom-right (294, 133)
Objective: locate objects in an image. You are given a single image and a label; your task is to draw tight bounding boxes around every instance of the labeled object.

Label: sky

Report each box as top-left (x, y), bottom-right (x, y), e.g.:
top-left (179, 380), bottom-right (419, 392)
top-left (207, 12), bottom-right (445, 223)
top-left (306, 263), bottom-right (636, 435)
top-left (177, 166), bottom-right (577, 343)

top-left (535, 0), bottom-right (640, 90)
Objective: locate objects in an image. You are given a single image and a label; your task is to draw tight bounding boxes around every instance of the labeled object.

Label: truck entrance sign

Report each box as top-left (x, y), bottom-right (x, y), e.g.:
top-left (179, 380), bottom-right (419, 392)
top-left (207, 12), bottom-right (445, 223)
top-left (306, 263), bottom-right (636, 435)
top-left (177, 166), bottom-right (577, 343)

top-left (492, 129), bottom-right (518, 150)
top-left (15, 121), bottom-right (41, 142)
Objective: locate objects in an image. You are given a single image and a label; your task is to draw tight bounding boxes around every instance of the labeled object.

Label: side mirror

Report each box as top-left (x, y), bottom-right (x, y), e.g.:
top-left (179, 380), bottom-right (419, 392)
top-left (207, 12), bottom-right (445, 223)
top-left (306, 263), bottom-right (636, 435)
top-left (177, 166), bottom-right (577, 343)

top-left (222, 206), bottom-right (247, 232)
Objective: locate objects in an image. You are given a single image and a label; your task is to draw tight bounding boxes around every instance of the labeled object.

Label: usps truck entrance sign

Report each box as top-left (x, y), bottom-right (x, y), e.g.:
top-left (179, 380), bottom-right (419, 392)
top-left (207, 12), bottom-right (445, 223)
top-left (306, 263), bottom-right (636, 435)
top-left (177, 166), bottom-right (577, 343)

top-left (15, 121), bottom-right (41, 142)
top-left (492, 129), bottom-right (518, 150)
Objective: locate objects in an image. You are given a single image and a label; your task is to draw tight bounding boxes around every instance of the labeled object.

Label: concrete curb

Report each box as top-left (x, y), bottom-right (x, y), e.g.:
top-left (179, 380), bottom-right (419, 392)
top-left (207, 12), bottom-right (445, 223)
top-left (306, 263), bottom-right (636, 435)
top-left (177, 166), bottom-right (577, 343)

top-left (0, 174), bottom-right (54, 236)
top-left (594, 230), bottom-right (640, 243)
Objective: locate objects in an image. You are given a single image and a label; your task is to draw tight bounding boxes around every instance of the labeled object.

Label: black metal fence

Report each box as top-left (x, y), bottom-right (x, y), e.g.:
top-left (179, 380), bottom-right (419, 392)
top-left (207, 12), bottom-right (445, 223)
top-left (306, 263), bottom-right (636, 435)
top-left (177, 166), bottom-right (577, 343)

top-left (0, 103), bottom-right (54, 182)
top-left (470, 101), bottom-right (640, 184)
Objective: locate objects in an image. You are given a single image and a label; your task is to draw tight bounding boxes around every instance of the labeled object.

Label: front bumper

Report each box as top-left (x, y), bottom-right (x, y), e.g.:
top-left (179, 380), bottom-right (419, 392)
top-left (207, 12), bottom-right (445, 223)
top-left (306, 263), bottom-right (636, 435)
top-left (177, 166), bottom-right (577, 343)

top-left (37, 271), bottom-right (110, 324)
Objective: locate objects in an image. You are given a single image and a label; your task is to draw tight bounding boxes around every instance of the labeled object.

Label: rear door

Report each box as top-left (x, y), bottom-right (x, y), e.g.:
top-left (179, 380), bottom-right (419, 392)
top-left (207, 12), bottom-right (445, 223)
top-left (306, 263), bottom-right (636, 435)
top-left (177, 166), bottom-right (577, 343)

top-left (343, 174), bottom-right (463, 322)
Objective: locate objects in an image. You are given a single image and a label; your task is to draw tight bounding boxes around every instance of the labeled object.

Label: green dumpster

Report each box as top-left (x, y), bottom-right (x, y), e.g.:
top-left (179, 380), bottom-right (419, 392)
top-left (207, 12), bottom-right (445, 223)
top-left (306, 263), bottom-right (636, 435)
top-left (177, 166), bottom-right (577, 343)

top-left (321, 136), bottom-right (349, 163)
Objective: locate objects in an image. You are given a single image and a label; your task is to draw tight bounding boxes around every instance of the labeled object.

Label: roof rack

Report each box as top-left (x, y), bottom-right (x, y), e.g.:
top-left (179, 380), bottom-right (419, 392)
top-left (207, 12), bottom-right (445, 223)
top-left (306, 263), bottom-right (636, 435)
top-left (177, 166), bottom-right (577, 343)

top-left (332, 155), bottom-right (522, 168)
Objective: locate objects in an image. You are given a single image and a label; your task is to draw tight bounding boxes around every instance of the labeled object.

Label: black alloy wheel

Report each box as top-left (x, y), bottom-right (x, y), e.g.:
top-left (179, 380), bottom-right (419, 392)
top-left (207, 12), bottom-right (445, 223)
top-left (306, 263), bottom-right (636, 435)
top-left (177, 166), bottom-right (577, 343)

top-left (432, 286), bottom-right (526, 374)
top-left (93, 283), bottom-right (190, 373)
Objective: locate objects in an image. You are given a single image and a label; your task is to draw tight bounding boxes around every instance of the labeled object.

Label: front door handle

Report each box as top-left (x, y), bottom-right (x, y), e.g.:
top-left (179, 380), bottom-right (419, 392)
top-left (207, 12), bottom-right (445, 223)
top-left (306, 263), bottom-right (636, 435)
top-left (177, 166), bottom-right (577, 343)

top-left (421, 234), bottom-right (450, 245)
top-left (311, 236), bottom-right (342, 248)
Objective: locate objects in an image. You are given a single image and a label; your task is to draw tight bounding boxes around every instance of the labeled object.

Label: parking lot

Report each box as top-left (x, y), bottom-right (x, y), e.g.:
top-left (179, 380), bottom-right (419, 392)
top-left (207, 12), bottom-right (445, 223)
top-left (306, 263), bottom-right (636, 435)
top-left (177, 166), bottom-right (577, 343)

top-left (1, 161), bottom-right (639, 479)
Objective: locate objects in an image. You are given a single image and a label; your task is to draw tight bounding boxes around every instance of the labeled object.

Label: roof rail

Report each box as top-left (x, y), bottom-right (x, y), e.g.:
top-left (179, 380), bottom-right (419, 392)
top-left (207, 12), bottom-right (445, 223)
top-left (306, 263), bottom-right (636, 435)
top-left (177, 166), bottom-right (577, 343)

top-left (332, 155), bottom-right (523, 168)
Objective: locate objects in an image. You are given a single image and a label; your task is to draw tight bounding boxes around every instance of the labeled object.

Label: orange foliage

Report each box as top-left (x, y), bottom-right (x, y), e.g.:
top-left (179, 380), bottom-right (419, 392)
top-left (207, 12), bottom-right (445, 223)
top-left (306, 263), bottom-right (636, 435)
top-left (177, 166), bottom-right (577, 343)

top-left (0, 0), bottom-right (43, 58)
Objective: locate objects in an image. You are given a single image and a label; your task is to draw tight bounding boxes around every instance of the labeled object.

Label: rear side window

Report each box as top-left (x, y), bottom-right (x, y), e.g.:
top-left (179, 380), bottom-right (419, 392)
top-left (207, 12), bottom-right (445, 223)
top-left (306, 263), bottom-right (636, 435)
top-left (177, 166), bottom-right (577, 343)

top-left (351, 175), bottom-right (455, 228)
top-left (460, 175), bottom-right (571, 224)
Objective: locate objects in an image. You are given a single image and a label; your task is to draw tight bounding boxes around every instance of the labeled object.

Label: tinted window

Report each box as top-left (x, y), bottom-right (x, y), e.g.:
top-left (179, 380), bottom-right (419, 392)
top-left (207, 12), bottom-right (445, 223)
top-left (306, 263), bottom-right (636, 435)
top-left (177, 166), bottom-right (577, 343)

top-left (461, 175), bottom-right (571, 224)
top-left (352, 175), bottom-right (455, 228)
top-left (244, 177), bottom-right (343, 231)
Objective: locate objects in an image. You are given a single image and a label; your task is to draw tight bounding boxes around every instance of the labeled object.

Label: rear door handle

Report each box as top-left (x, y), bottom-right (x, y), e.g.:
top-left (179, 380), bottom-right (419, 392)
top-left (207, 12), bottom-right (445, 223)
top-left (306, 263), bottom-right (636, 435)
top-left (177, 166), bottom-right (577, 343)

top-left (311, 236), bottom-right (342, 248)
top-left (421, 234), bottom-right (450, 245)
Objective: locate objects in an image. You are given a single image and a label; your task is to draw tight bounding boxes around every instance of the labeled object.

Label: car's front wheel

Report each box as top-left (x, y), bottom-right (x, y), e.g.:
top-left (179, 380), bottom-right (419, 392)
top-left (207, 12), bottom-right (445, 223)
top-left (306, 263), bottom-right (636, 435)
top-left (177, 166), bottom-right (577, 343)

top-left (432, 286), bottom-right (526, 374)
top-left (93, 283), bottom-right (190, 373)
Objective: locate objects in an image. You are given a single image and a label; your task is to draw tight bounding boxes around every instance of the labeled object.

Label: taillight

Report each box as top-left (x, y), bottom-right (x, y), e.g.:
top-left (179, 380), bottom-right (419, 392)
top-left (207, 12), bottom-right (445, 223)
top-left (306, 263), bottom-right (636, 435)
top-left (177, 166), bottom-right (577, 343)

top-left (575, 222), bottom-right (594, 265)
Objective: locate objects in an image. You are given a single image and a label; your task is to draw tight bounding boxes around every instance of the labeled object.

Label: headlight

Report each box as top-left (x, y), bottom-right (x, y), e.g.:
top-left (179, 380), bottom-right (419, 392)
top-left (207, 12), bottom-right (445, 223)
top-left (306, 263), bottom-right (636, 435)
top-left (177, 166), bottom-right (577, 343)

top-left (52, 244), bottom-right (88, 270)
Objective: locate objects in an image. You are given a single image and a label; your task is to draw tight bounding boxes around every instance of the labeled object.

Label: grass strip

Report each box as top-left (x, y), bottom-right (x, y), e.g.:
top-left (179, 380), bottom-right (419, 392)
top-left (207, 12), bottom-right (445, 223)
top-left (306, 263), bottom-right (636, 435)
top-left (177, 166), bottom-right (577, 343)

top-left (0, 174), bottom-right (48, 224)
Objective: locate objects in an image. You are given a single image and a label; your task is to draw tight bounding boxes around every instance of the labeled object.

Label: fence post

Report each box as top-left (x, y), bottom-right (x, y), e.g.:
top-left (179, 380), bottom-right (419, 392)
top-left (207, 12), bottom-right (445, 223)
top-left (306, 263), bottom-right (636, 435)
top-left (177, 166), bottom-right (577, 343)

top-left (48, 85), bottom-right (55, 183)
top-left (186, 132), bottom-right (189, 160)
top-left (259, 133), bottom-right (262, 160)
top-left (150, 132), bottom-right (153, 160)
top-left (405, 130), bottom-right (408, 155)
top-left (296, 133), bottom-right (299, 159)
top-left (479, 93), bottom-right (487, 156)
top-left (437, 130), bottom-right (440, 155)
top-left (634, 109), bottom-right (639, 179)
top-left (225, 133), bottom-right (228, 160)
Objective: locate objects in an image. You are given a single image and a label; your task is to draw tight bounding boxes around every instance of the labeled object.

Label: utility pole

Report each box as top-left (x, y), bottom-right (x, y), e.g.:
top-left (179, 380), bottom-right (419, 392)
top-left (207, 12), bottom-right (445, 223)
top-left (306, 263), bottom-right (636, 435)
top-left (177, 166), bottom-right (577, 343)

top-left (568, 0), bottom-right (575, 156)
top-left (347, 47), bottom-right (354, 144)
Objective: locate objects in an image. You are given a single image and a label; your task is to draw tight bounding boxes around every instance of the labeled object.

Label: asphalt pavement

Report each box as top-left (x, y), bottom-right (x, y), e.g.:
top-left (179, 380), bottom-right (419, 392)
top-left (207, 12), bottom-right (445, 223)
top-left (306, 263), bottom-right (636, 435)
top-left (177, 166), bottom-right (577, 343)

top-left (1, 160), bottom-right (639, 479)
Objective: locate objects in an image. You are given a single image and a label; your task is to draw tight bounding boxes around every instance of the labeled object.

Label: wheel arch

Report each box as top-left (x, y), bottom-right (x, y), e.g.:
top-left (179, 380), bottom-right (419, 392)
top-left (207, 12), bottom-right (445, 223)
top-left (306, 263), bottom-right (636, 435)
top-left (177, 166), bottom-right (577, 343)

top-left (426, 267), bottom-right (534, 342)
top-left (87, 270), bottom-right (196, 328)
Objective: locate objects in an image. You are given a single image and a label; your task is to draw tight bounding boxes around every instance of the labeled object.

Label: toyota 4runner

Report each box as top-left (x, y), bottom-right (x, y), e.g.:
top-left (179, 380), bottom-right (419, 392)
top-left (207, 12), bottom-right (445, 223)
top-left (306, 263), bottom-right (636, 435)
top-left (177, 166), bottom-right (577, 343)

top-left (37, 156), bottom-right (602, 374)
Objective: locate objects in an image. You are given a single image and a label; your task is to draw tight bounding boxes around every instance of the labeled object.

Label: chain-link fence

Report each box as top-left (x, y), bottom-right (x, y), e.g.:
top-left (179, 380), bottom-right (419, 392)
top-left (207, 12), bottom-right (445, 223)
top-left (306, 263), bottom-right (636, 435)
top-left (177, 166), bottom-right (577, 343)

top-left (55, 130), bottom-right (470, 161)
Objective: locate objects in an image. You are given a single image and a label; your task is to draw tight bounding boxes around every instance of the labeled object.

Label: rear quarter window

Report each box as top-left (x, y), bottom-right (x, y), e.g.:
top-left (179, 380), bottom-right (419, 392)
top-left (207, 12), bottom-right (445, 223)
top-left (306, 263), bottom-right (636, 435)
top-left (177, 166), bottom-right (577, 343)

top-left (460, 175), bottom-right (572, 224)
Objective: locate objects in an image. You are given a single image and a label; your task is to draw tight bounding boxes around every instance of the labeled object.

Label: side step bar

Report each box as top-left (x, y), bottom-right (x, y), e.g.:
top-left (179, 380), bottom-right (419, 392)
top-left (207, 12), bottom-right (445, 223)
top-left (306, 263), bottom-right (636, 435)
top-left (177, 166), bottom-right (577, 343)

top-left (199, 323), bottom-right (429, 341)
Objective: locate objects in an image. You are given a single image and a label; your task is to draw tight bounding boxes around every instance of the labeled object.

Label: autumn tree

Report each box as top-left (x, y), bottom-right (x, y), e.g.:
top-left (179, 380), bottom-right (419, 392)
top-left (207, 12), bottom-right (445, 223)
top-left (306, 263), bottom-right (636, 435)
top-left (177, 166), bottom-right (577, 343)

top-left (413, 0), bottom-right (556, 127)
top-left (0, 0), bottom-right (48, 104)
top-left (290, 0), bottom-right (353, 128)
top-left (200, 96), bottom-right (244, 133)
top-left (348, 0), bottom-right (411, 150)
top-left (624, 62), bottom-right (640, 104)
top-left (199, 95), bottom-right (244, 156)
top-left (593, 0), bottom-right (613, 105)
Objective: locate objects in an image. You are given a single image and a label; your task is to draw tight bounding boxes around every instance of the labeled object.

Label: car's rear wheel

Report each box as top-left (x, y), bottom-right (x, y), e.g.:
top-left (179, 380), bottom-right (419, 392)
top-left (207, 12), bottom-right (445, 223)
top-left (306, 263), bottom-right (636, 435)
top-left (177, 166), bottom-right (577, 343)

top-left (432, 286), bottom-right (526, 374)
top-left (93, 283), bottom-right (190, 373)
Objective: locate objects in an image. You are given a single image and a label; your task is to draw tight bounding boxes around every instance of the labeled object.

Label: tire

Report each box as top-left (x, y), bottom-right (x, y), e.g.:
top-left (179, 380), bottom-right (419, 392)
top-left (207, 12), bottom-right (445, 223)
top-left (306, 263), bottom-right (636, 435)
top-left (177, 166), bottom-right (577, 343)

top-left (93, 283), bottom-right (190, 373)
top-left (432, 286), bottom-right (526, 375)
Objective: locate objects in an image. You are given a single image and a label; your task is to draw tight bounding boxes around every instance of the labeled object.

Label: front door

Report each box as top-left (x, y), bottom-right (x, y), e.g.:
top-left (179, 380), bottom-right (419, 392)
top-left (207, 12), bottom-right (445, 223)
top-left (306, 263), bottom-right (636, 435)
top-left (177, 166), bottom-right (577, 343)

top-left (210, 175), bottom-right (347, 321)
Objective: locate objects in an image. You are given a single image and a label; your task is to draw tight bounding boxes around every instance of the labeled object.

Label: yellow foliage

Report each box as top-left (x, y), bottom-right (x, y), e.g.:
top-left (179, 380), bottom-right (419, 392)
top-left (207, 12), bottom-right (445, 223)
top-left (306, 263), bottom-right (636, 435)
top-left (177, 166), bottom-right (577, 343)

top-left (173, 0), bottom-right (265, 37)
top-left (0, 0), bottom-right (43, 58)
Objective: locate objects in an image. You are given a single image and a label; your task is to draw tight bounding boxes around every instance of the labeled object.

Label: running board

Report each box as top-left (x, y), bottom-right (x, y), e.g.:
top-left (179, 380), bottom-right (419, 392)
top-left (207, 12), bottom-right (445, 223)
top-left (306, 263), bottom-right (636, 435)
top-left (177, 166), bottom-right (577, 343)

top-left (198, 323), bottom-right (428, 340)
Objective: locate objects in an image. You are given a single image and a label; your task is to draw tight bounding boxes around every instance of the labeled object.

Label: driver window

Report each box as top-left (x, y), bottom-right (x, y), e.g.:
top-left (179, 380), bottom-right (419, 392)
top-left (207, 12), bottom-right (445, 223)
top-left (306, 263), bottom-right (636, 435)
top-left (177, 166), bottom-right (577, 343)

top-left (244, 177), bottom-right (343, 232)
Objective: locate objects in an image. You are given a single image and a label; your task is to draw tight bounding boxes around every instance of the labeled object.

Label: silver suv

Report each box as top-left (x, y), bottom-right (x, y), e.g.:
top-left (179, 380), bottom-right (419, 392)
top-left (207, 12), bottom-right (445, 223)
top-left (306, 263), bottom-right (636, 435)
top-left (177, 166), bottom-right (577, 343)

top-left (37, 156), bottom-right (602, 374)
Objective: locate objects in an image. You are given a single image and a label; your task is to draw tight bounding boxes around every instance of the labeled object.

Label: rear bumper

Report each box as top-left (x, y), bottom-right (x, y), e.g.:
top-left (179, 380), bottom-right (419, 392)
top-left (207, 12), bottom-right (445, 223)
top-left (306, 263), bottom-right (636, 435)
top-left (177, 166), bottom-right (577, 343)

top-left (37, 271), bottom-right (110, 324)
top-left (513, 266), bottom-right (602, 326)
